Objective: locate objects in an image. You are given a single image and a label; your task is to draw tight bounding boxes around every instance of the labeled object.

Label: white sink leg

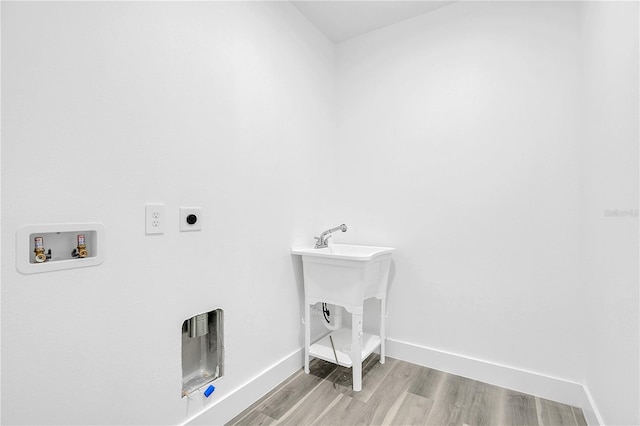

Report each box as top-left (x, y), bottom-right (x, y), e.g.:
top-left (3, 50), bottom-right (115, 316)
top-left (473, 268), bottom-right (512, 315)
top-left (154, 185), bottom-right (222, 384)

top-left (352, 312), bottom-right (363, 391)
top-left (304, 302), bottom-right (310, 374)
top-left (380, 298), bottom-right (386, 365)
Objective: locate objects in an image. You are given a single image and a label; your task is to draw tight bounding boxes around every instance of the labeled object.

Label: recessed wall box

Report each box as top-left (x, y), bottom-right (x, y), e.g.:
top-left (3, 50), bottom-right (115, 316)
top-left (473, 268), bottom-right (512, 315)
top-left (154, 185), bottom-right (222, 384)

top-left (16, 223), bottom-right (105, 274)
top-left (181, 309), bottom-right (224, 397)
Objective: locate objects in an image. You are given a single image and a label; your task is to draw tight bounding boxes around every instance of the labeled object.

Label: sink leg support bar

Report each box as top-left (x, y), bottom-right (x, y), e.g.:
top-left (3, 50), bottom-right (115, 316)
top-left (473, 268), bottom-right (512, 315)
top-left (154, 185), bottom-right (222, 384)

top-left (352, 312), bottom-right (363, 392)
top-left (380, 298), bottom-right (386, 365)
top-left (304, 303), bottom-right (310, 374)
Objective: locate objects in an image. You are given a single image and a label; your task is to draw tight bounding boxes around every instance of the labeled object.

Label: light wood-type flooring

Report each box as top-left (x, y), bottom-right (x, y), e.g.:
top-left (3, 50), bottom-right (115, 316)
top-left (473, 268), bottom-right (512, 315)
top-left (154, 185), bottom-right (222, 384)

top-left (227, 354), bottom-right (588, 426)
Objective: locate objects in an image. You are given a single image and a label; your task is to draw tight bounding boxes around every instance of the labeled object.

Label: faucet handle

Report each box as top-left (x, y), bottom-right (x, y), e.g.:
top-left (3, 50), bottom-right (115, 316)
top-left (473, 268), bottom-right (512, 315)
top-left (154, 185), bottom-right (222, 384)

top-left (314, 234), bottom-right (331, 248)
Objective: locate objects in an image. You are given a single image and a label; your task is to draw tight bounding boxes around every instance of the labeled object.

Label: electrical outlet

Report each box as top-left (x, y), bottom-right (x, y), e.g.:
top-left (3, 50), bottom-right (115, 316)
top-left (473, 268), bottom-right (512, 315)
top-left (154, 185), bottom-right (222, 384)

top-left (146, 204), bottom-right (165, 234)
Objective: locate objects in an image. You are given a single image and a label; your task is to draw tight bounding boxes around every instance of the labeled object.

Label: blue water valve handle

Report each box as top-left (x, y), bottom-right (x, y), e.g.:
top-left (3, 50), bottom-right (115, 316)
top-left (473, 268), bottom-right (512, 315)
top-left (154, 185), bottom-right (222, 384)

top-left (204, 385), bottom-right (215, 398)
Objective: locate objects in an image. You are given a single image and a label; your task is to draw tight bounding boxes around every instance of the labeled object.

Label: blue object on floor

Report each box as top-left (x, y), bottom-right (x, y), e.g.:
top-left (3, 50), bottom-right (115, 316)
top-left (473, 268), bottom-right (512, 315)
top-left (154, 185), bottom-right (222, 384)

top-left (204, 385), bottom-right (215, 398)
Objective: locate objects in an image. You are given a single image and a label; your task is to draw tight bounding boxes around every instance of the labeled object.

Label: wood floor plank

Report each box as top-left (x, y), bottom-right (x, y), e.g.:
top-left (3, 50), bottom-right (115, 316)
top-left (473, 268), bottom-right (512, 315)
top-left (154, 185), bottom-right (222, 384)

top-left (387, 391), bottom-right (434, 426)
top-left (225, 370), bottom-right (305, 425)
top-left (459, 380), bottom-right (503, 426)
top-left (277, 379), bottom-right (343, 425)
top-left (259, 360), bottom-right (336, 420)
top-left (367, 359), bottom-right (422, 425)
top-left (424, 373), bottom-right (468, 425)
top-left (312, 394), bottom-right (372, 426)
top-left (539, 397), bottom-right (578, 425)
top-left (502, 389), bottom-right (538, 426)
top-left (572, 407), bottom-right (588, 426)
top-left (230, 410), bottom-right (275, 426)
top-left (408, 365), bottom-right (446, 400)
top-left (323, 364), bottom-right (353, 392)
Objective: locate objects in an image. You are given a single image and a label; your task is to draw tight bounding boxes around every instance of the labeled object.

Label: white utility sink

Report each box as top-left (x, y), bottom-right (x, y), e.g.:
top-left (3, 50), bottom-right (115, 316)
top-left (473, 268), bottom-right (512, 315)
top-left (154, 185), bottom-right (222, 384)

top-left (292, 243), bottom-right (395, 392)
top-left (291, 244), bottom-right (394, 313)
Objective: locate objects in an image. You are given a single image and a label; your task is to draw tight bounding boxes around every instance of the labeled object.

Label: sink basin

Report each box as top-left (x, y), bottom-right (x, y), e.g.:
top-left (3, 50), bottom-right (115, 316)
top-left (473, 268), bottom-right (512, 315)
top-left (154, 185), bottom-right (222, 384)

top-left (292, 244), bottom-right (394, 314)
top-left (291, 244), bottom-right (394, 261)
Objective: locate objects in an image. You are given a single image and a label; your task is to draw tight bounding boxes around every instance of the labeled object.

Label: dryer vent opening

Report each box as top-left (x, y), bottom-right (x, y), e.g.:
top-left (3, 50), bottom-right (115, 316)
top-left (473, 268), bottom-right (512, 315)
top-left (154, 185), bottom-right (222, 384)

top-left (181, 309), bottom-right (224, 397)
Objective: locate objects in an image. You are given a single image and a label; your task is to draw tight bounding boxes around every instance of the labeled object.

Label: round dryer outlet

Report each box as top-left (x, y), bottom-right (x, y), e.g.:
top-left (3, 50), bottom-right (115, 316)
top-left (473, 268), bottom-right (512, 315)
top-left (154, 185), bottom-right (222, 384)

top-left (180, 207), bottom-right (202, 232)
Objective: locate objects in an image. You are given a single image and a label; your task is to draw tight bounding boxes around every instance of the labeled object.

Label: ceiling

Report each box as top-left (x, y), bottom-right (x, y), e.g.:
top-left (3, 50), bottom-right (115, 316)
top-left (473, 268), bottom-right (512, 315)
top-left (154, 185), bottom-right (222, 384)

top-left (290, 1), bottom-right (454, 43)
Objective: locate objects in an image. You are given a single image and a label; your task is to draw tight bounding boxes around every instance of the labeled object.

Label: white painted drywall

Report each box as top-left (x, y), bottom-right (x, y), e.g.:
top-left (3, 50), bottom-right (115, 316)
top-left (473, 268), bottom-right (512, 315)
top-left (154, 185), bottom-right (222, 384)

top-left (335, 1), bottom-right (639, 422)
top-left (3, 1), bottom-right (638, 424)
top-left (580, 2), bottom-right (640, 424)
top-left (335, 0), bottom-right (586, 384)
top-left (1, 2), bottom-right (334, 424)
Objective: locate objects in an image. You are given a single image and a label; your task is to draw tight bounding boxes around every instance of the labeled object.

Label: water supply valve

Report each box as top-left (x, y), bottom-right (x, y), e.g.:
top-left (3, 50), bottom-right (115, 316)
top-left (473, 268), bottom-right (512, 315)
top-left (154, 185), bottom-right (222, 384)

top-left (71, 234), bottom-right (88, 258)
top-left (33, 237), bottom-right (52, 263)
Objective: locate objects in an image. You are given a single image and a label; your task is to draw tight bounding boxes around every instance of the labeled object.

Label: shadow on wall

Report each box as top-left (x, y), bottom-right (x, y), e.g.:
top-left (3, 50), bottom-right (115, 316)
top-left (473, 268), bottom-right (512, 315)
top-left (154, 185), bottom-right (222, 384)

top-left (290, 254), bottom-right (307, 347)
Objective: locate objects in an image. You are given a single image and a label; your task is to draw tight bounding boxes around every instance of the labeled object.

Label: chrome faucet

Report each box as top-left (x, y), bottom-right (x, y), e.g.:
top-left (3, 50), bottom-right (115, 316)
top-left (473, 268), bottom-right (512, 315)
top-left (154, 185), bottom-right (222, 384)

top-left (314, 224), bottom-right (347, 248)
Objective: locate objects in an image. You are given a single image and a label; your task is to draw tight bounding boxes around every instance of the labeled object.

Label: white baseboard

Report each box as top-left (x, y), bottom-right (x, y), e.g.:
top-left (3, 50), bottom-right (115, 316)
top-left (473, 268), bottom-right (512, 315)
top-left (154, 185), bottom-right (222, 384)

top-left (182, 349), bottom-right (303, 426)
top-left (386, 338), bottom-right (604, 426)
top-left (581, 385), bottom-right (606, 426)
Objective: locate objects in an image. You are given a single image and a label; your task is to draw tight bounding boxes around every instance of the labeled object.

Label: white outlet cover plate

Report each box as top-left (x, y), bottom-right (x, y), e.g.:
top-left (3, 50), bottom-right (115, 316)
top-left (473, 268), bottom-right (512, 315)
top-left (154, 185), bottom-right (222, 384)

top-left (180, 207), bottom-right (202, 232)
top-left (146, 204), bottom-right (165, 235)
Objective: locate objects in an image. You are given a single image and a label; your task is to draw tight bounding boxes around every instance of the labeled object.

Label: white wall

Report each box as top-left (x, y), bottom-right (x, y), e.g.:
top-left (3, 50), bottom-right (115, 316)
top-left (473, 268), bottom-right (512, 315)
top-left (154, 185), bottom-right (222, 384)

top-left (1, 2), bottom-right (334, 424)
top-left (336, 0), bottom-right (586, 382)
top-left (3, 1), bottom-right (638, 425)
top-left (335, 1), bottom-right (639, 423)
top-left (581, 2), bottom-right (640, 424)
